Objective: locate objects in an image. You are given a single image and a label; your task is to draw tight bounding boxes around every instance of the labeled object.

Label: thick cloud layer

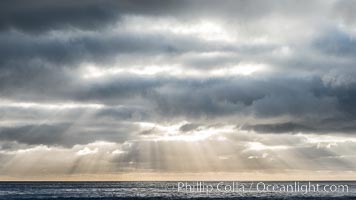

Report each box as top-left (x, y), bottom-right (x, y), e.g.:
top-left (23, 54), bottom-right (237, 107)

top-left (1, 0), bottom-right (356, 179)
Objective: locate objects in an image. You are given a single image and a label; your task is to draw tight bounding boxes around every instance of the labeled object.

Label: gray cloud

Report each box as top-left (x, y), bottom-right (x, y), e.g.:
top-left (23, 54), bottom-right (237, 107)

top-left (241, 122), bottom-right (316, 134)
top-left (313, 28), bottom-right (356, 57)
top-left (0, 0), bottom-right (169, 32)
top-left (0, 0), bottom-right (325, 32)
top-left (332, 0), bottom-right (356, 26)
top-left (0, 29), bottom-right (228, 67)
top-left (2, 0), bottom-right (356, 177)
top-left (1, 72), bottom-right (355, 127)
top-left (179, 123), bottom-right (202, 132)
top-left (0, 122), bottom-right (139, 147)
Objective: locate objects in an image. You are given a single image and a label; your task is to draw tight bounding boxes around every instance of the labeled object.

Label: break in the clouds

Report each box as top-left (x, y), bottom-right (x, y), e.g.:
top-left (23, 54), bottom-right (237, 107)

top-left (1, 0), bottom-right (356, 180)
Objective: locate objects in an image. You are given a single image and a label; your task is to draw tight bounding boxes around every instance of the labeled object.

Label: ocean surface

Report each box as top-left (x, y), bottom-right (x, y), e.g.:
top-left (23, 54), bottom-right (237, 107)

top-left (0, 181), bottom-right (355, 200)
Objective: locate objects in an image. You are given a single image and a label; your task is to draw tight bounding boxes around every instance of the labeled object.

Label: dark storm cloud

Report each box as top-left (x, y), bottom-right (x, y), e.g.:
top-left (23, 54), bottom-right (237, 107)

top-left (329, 82), bottom-right (356, 117)
top-left (1, 71), bottom-right (355, 127)
top-left (0, 104), bottom-right (150, 124)
top-left (6, 69), bottom-right (356, 133)
top-left (148, 76), bottom-right (335, 118)
top-left (0, 124), bottom-right (70, 146)
top-left (0, 64), bottom-right (159, 103)
top-left (0, 122), bottom-right (139, 147)
top-left (241, 122), bottom-right (316, 134)
top-left (0, 0), bottom-right (117, 32)
top-left (0, 0), bottom-right (185, 32)
top-left (0, 0), bottom-right (321, 32)
top-left (2, 60), bottom-right (356, 135)
top-left (313, 28), bottom-right (356, 57)
top-left (0, 29), bottom-right (229, 67)
top-left (244, 78), bottom-right (356, 134)
top-left (179, 123), bottom-right (202, 132)
top-left (241, 120), bottom-right (356, 134)
top-left (1, 0), bottom-right (356, 143)
top-left (95, 106), bottom-right (150, 121)
top-left (0, 0), bottom-right (314, 73)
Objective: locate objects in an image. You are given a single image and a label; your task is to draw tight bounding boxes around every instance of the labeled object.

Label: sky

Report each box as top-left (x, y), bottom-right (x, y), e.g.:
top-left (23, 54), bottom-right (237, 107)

top-left (1, 0), bottom-right (356, 180)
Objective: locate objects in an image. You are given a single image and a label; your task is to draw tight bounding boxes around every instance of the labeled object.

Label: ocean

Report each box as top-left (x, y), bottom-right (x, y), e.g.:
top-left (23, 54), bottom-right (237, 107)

top-left (0, 181), bottom-right (355, 199)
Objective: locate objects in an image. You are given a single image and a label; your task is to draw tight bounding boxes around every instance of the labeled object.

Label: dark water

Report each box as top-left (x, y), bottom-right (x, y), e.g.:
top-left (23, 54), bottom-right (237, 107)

top-left (0, 181), bottom-right (355, 199)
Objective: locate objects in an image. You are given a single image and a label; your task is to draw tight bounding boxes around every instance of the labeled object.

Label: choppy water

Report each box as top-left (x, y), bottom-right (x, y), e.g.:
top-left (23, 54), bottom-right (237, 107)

top-left (0, 181), bottom-right (355, 199)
